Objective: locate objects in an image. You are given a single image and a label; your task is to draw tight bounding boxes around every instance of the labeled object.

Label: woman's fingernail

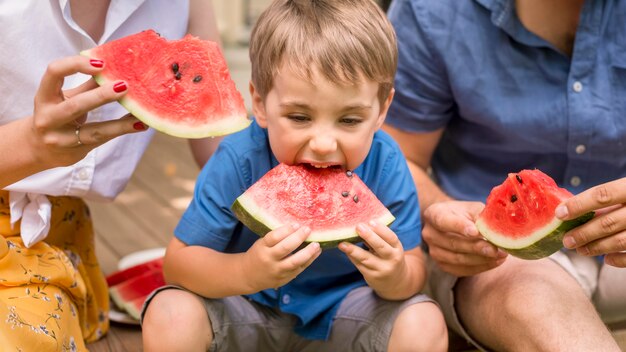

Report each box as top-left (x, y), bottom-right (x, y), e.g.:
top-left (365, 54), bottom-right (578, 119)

top-left (113, 81), bottom-right (127, 93)
top-left (90, 59), bottom-right (104, 68)
top-left (555, 205), bottom-right (569, 219)
top-left (133, 122), bottom-right (147, 130)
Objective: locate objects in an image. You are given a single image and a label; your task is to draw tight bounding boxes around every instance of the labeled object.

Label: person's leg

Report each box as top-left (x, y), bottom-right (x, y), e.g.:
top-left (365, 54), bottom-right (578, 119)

top-left (594, 263), bottom-right (626, 324)
top-left (142, 288), bottom-right (212, 351)
top-left (387, 301), bottom-right (447, 352)
top-left (295, 286), bottom-right (445, 352)
top-left (456, 256), bottom-right (620, 352)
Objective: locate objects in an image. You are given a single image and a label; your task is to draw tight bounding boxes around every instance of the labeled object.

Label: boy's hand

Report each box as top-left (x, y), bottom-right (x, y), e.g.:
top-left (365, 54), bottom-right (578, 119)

top-left (338, 221), bottom-right (411, 299)
top-left (243, 223), bottom-right (322, 292)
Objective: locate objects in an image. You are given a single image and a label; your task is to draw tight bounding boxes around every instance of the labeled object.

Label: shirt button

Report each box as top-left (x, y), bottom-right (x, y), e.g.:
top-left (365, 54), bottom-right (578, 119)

top-left (282, 294), bottom-right (291, 305)
top-left (78, 169), bottom-right (89, 180)
top-left (575, 144), bottom-right (586, 154)
top-left (572, 81), bottom-right (583, 92)
top-left (570, 176), bottom-right (581, 187)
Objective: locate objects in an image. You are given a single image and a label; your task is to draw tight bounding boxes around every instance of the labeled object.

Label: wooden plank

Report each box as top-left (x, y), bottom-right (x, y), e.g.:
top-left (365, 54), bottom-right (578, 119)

top-left (87, 324), bottom-right (143, 352)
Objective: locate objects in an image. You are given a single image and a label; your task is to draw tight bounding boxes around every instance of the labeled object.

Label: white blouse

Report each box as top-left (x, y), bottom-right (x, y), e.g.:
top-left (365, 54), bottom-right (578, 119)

top-left (0, 0), bottom-right (190, 246)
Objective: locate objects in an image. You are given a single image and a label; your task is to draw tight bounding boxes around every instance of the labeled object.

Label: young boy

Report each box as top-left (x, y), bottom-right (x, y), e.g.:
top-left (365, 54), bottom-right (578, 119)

top-left (141, 0), bottom-right (447, 351)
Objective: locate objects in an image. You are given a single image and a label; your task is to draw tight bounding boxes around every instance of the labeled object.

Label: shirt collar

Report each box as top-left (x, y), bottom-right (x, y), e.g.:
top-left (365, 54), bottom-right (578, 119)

top-left (57, 0), bottom-right (146, 44)
top-left (473, 0), bottom-right (554, 49)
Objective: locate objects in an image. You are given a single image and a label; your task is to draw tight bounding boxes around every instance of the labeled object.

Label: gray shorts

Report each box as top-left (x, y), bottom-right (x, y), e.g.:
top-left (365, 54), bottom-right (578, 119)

top-left (142, 285), bottom-right (434, 352)
top-left (428, 250), bottom-right (626, 351)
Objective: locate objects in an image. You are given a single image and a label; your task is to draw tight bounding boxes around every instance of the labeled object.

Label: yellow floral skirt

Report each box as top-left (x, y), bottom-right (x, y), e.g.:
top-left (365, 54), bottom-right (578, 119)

top-left (0, 191), bottom-right (108, 351)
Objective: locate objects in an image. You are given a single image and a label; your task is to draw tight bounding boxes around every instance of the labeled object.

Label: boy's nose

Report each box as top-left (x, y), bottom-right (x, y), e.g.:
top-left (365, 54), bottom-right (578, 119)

top-left (309, 133), bottom-right (337, 155)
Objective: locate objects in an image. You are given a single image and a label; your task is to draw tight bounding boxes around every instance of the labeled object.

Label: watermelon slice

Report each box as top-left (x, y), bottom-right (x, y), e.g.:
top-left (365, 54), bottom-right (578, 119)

top-left (109, 267), bottom-right (166, 312)
top-left (123, 294), bottom-right (152, 321)
top-left (105, 257), bottom-right (163, 287)
top-left (475, 169), bottom-right (594, 259)
top-left (232, 164), bottom-right (396, 249)
top-left (81, 30), bottom-right (251, 138)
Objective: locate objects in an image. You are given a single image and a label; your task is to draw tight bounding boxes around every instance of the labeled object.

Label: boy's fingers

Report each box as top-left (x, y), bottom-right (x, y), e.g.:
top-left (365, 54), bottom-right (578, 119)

top-left (339, 242), bottom-right (376, 270)
top-left (263, 223), bottom-right (301, 247)
top-left (286, 242), bottom-right (321, 271)
top-left (356, 223), bottom-right (392, 258)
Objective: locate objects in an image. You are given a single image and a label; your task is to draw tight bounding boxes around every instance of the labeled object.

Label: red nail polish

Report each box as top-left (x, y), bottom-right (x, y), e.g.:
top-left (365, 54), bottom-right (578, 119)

top-left (90, 59), bottom-right (104, 68)
top-left (113, 82), bottom-right (127, 93)
top-left (133, 122), bottom-right (147, 130)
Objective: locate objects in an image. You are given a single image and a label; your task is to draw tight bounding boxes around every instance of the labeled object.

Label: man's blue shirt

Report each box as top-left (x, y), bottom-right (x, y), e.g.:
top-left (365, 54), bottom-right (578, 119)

top-left (175, 120), bottom-right (422, 340)
top-left (387, 0), bottom-right (626, 201)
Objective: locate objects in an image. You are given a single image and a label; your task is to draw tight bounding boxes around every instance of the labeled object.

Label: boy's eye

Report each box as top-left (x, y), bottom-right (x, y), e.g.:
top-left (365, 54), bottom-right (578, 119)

top-left (287, 114), bottom-right (310, 122)
top-left (339, 117), bottom-right (363, 125)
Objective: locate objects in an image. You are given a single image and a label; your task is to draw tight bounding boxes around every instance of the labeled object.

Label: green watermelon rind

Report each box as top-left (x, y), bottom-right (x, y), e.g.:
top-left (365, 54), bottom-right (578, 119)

top-left (231, 197), bottom-right (396, 250)
top-left (79, 49), bottom-right (252, 139)
top-left (476, 212), bottom-right (594, 260)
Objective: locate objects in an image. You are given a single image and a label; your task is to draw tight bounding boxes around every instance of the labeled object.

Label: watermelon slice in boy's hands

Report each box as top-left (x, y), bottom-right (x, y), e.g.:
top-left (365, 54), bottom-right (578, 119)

top-left (232, 163), bottom-right (396, 249)
top-left (475, 169), bottom-right (594, 260)
top-left (81, 30), bottom-right (250, 138)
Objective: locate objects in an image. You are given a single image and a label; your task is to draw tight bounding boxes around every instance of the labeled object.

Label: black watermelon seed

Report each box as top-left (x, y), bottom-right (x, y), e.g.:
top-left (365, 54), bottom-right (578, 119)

top-left (175, 71), bottom-right (182, 80)
top-left (346, 170), bottom-right (353, 178)
top-left (516, 174), bottom-right (523, 183)
top-left (353, 195), bottom-right (359, 203)
top-left (172, 63), bottom-right (179, 74)
top-left (511, 194), bottom-right (518, 203)
top-left (341, 191), bottom-right (349, 197)
top-left (193, 75), bottom-right (203, 83)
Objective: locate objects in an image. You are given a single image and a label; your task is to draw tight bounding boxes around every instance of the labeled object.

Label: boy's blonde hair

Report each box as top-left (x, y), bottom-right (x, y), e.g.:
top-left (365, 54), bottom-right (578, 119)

top-left (249, 0), bottom-right (397, 103)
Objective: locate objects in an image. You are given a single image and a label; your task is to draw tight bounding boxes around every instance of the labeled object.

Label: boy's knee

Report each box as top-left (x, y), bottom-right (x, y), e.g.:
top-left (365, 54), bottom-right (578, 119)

top-left (389, 302), bottom-right (448, 352)
top-left (142, 288), bottom-right (212, 350)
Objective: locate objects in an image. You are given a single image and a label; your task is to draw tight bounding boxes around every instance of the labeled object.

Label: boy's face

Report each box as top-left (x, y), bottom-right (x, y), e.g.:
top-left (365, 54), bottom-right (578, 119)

top-left (251, 64), bottom-right (394, 171)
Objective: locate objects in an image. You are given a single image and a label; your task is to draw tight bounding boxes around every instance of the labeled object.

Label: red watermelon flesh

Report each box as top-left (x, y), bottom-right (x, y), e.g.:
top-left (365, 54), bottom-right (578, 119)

top-left (123, 294), bottom-right (152, 321)
top-left (475, 169), bottom-right (593, 259)
top-left (109, 267), bottom-right (166, 312)
top-left (105, 257), bottom-right (163, 287)
top-left (232, 164), bottom-right (395, 248)
top-left (81, 30), bottom-right (250, 138)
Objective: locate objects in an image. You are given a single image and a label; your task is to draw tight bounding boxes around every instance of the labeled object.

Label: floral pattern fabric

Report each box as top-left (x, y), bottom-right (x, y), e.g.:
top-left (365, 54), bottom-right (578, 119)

top-left (0, 191), bottom-right (108, 351)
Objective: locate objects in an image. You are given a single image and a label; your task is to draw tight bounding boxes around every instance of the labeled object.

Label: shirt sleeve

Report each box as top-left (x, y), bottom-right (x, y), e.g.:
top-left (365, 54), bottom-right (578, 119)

top-left (364, 133), bottom-right (422, 250)
top-left (386, 0), bottom-right (455, 132)
top-left (174, 143), bottom-right (247, 250)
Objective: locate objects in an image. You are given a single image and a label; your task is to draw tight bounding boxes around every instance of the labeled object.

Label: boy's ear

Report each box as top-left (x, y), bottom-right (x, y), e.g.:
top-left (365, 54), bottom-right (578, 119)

top-left (250, 81), bottom-right (268, 128)
top-left (375, 87), bottom-right (395, 129)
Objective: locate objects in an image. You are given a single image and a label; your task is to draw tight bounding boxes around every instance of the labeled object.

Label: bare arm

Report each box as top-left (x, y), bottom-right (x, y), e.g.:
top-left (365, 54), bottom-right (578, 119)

top-left (383, 123), bottom-right (506, 276)
top-left (383, 124), bottom-right (449, 212)
top-left (164, 224), bottom-right (322, 298)
top-left (185, 0), bottom-right (226, 167)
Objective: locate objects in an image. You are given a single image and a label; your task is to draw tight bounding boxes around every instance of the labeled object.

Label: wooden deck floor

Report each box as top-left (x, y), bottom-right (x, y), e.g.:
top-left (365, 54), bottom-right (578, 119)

top-left (86, 132), bottom-right (198, 352)
top-left (85, 133), bottom-right (626, 351)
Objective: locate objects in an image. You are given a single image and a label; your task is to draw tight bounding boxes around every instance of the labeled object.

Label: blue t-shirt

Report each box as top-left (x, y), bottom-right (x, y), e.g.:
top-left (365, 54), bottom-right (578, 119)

top-left (387, 0), bottom-right (626, 201)
top-left (175, 120), bottom-right (421, 340)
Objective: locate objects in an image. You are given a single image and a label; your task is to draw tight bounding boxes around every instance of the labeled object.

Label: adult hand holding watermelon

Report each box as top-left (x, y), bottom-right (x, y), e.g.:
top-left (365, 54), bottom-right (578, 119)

top-left (81, 30), bottom-right (251, 138)
top-left (422, 200), bottom-right (508, 277)
top-left (556, 177), bottom-right (626, 267)
top-left (476, 169), bottom-right (594, 260)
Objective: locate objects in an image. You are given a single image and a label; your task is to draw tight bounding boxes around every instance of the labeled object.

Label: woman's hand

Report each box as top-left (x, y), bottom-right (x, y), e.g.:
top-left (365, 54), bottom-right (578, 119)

top-left (557, 178), bottom-right (626, 267)
top-left (29, 55), bottom-right (146, 168)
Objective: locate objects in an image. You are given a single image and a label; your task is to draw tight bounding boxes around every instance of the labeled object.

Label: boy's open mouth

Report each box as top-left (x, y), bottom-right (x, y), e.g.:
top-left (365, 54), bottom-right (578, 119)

top-left (300, 163), bottom-right (343, 170)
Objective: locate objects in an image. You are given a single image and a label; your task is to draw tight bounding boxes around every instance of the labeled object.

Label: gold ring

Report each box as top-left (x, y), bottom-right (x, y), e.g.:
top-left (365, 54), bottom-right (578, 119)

top-left (75, 125), bottom-right (83, 146)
